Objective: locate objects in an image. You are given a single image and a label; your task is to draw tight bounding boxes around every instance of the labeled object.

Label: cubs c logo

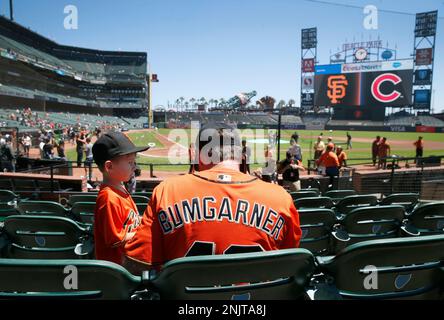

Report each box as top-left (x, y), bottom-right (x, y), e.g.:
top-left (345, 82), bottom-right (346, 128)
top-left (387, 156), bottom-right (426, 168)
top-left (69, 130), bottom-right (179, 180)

top-left (371, 73), bottom-right (402, 103)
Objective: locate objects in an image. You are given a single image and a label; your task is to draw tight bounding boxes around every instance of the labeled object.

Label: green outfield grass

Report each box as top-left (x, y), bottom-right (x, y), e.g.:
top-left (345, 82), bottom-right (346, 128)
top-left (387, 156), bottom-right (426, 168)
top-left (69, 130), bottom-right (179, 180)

top-left (66, 129), bottom-right (444, 172)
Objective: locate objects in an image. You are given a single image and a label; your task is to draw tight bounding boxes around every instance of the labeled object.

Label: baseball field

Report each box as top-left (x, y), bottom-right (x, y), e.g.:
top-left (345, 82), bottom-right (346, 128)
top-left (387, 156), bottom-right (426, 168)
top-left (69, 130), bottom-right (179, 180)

top-left (65, 129), bottom-right (444, 174)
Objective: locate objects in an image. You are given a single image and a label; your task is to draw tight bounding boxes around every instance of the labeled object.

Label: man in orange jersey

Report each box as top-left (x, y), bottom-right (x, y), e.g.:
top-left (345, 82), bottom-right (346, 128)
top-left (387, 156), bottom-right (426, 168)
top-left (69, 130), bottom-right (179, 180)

top-left (336, 145), bottom-right (347, 169)
top-left (124, 123), bottom-right (302, 273)
top-left (377, 137), bottom-right (391, 170)
top-left (414, 136), bottom-right (424, 164)
top-left (92, 132), bottom-right (149, 264)
top-left (316, 143), bottom-right (339, 186)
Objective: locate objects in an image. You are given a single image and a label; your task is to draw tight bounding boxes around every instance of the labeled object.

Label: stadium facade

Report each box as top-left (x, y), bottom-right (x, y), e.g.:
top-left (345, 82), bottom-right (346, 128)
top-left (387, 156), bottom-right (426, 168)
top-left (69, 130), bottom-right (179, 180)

top-left (0, 16), bottom-right (148, 117)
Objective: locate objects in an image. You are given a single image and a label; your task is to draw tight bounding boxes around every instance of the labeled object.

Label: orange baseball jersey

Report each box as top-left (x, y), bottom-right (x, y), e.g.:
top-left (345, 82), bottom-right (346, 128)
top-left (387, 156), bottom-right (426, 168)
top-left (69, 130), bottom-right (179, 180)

top-left (124, 167), bottom-right (302, 269)
top-left (336, 151), bottom-right (347, 167)
top-left (317, 151), bottom-right (339, 168)
top-left (94, 184), bottom-right (142, 264)
top-left (378, 142), bottom-right (391, 157)
top-left (414, 140), bottom-right (424, 149)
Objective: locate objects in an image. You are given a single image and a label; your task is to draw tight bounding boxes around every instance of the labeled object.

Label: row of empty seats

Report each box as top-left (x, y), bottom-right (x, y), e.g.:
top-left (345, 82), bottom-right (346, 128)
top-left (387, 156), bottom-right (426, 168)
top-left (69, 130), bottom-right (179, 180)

top-left (0, 236), bottom-right (443, 299)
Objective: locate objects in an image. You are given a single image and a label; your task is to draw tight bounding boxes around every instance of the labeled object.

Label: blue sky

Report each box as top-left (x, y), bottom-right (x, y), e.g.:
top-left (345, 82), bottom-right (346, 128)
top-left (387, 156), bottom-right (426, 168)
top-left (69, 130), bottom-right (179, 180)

top-left (1, 0), bottom-right (443, 112)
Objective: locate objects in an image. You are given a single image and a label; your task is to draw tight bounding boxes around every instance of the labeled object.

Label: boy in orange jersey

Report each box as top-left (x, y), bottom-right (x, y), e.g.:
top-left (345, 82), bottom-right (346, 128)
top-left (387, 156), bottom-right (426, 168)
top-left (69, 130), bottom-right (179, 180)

top-left (92, 132), bottom-right (149, 264)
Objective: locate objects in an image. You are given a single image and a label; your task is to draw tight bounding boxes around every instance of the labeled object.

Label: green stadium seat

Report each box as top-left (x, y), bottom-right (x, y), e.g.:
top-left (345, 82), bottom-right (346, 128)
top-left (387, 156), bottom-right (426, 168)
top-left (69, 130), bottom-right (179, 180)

top-left (136, 203), bottom-right (147, 215)
top-left (298, 209), bottom-right (337, 256)
top-left (380, 193), bottom-right (419, 212)
top-left (0, 203), bottom-right (20, 219)
top-left (0, 259), bottom-right (144, 299)
top-left (70, 202), bottom-right (96, 225)
top-left (401, 203), bottom-right (444, 237)
top-left (133, 192), bottom-right (153, 198)
top-left (68, 195), bottom-right (97, 207)
top-left (0, 215), bottom-right (93, 259)
top-left (324, 190), bottom-right (357, 204)
top-left (290, 191), bottom-right (319, 201)
top-left (315, 235), bottom-right (444, 300)
top-left (0, 190), bottom-right (19, 204)
top-left (331, 205), bottom-right (405, 253)
top-left (295, 197), bottom-right (335, 210)
top-left (334, 195), bottom-right (378, 218)
top-left (18, 201), bottom-right (69, 217)
top-left (131, 195), bottom-right (150, 204)
top-left (150, 249), bottom-right (315, 300)
top-left (299, 188), bottom-right (320, 196)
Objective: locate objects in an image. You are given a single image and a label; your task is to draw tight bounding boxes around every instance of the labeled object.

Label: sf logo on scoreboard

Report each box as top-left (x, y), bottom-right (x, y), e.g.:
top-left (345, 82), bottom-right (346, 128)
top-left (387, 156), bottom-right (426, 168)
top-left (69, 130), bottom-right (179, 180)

top-left (327, 75), bottom-right (349, 104)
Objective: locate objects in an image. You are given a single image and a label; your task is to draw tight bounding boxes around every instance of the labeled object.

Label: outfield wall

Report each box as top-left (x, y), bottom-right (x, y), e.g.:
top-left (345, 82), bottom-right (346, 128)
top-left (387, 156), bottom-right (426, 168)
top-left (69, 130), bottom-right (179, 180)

top-left (326, 123), bottom-right (444, 133)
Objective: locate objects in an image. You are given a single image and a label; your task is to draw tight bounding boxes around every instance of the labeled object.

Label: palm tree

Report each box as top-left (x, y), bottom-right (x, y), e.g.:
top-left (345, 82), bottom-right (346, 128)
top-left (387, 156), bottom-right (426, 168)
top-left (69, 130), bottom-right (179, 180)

top-left (175, 98), bottom-right (181, 111)
top-left (190, 98), bottom-right (196, 110)
top-left (179, 97), bottom-right (185, 112)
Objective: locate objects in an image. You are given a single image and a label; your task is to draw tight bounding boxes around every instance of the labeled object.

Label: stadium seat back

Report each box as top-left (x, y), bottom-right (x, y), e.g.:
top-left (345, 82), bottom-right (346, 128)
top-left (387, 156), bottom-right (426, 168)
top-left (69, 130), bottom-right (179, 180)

top-left (341, 205), bottom-right (405, 240)
top-left (1, 215), bottom-right (91, 259)
top-left (407, 203), bottom-right (444, 235)
top-left (133, 192), bottom-right (153, 198)
top-left (136, 203), bottom-right (147, 216)
top-left (324, 190), bottom-right (357, 203)
top-left (299, 188), bottom-right (320, 196)
top-left (298, 209), bottom-right (337, 255)
top-left (151, 249), bottom-right (315, 300)
top-left (380, 193), bottom-right (419, 212)
top-left (131, 195), bottom-right (150, 203)
top-left (290, 191), bottom-right (319, 200)
top-left (18, 201), bottom-right (68, 217)
top-left (68, 195), bottom-right (97, 206)
top-left (335, 195), bottom-right (378, 216)
top-left (295, 197), bottom-right (334, 210)
top-left (70, 202), bottom-right (96, 225)
top-left (317, 235), bottom-right (444, 300)
top-left (0, 259), bottom-right (142, 299)
top-left (0, 190), bottom-right (19, 203)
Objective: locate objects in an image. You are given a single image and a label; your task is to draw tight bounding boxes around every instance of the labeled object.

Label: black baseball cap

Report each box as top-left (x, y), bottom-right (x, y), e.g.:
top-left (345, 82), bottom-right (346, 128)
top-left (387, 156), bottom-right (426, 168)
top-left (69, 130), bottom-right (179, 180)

top-left (92, 131), bottom-right (150, 166)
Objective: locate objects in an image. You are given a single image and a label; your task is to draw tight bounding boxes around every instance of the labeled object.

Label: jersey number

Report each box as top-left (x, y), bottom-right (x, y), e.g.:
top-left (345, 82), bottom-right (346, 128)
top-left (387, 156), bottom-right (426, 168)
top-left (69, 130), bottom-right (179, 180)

top-left (185, 241), bottom-right (264, 257)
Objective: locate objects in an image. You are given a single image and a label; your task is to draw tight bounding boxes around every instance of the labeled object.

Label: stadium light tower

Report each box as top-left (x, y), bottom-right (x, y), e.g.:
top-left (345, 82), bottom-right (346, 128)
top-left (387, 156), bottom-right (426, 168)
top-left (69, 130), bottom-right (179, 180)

top-left (148, 73), bottom-right (159, 128)
top-left (9, 0), bottom-right (14, 21)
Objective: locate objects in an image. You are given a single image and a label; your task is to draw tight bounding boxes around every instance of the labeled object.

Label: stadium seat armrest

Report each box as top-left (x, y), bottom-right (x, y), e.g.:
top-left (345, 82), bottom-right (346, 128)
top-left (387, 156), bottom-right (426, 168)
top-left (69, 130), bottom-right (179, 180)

top-left (331, 230), bottom-right (350, 242)
top-left (74, 238), bottom-right (94, 258)
top-left (400, 224), bottom-right (420, 237)
top-left (315, 256), bottom-right (335, 266)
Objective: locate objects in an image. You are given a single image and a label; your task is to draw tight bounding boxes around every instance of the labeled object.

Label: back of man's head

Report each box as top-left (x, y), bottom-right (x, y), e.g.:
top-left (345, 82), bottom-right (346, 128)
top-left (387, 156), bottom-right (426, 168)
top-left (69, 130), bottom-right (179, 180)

top-left (196, 122), bottom-right (242, 168)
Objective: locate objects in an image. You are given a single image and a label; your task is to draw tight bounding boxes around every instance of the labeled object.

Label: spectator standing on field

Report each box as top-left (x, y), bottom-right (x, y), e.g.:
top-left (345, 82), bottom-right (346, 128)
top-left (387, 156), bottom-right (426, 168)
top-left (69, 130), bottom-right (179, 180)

top-left (346, 132), bottom-right (352, 150)
top-left (372, 136), bottom-right (381, 166)
top-left (414, 136), bottom-right (424, 164)
top-left (378, 137), bottom-right (391, 170)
